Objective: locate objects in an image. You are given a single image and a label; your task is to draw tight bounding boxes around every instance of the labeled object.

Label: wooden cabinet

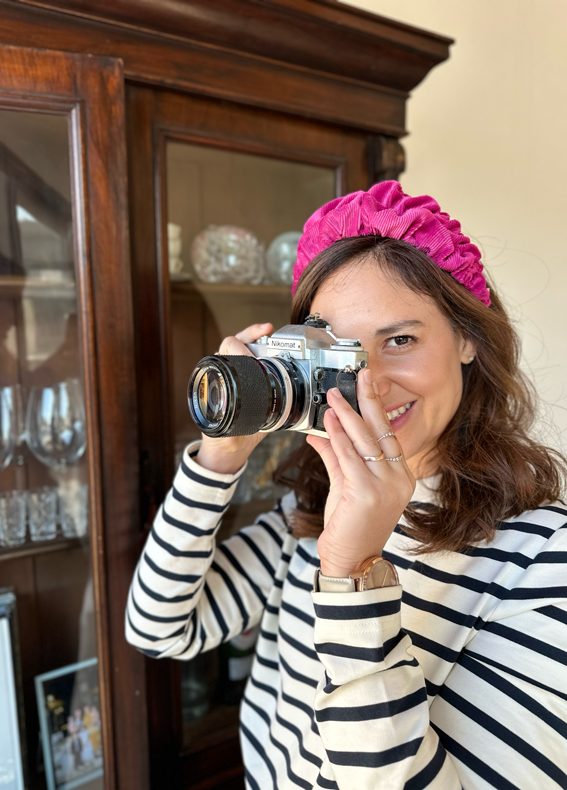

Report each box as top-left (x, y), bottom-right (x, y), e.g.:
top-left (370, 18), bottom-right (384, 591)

top-left (0, 3), bottom-right (450, 789)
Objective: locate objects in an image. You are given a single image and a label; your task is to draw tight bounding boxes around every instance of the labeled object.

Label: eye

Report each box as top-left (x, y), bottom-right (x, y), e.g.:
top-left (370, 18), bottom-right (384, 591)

top-left (384, 335), bottom-right (416, 349)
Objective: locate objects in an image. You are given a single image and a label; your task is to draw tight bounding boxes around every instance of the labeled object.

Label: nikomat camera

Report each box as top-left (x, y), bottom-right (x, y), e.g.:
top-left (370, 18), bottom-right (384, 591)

top-left (187, 313), bottom-right (368, 438)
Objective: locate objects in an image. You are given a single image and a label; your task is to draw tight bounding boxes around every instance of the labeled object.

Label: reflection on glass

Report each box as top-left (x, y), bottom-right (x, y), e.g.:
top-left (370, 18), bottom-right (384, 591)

top-left (166, 141), bottom-right (335, 744)
top-left (0, 109), bottom-right (103, 790)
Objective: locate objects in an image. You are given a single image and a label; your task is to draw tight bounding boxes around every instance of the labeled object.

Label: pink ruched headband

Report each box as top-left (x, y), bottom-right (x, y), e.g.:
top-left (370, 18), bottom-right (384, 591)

top-left (292, 180), bottom-right (491, 306)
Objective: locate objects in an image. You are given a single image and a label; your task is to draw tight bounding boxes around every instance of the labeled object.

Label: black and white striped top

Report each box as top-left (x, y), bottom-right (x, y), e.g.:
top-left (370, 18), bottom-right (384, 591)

top-left (125, 440), bottom-right (567, 789)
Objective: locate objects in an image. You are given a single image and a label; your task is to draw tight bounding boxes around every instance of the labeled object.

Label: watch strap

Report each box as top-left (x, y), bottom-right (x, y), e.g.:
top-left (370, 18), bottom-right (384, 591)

top-left (314, 557), bottom-right (399, 593)
top-left (313, 573), bottom-right (357, 593)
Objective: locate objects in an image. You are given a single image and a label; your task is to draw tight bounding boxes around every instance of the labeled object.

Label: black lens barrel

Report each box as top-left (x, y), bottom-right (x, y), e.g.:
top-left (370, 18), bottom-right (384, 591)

top-left (188, 355), bottom-right (278, 437)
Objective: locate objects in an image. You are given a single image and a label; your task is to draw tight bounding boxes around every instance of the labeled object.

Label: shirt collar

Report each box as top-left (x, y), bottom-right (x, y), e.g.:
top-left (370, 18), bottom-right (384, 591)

top-left (411, 474), bottom-right (442, 506)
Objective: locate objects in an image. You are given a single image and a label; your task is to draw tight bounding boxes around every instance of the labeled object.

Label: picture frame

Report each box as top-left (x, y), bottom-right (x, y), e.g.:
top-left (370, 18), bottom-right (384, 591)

top-left (35, 657), bottom-right (103, 790)
top-left (0, 588), bottom-right (25, 790)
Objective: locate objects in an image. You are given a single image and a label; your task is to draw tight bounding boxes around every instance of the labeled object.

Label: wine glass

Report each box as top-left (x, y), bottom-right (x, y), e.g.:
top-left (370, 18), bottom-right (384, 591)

top-left (26, 379), bottom-right (87, 472)
top-left (4, 384), bottom-right (27, 466)
top-left (0, 386), bottom-right (16, 472)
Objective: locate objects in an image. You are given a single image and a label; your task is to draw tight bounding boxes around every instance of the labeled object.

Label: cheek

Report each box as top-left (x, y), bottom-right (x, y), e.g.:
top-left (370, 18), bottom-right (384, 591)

top-left (422, 349), bottom-right (464, 417)
top-left (389, 348), bottom-right (463, 408)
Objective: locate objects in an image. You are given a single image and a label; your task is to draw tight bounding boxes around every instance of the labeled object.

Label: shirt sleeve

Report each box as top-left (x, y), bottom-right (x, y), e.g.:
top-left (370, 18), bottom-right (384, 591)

top-left (312, 584), bottom-right (461, 789)
top-left (312, 522), bottom-right (567, 789)
top-left (125, 440), bottom-right (289, 659)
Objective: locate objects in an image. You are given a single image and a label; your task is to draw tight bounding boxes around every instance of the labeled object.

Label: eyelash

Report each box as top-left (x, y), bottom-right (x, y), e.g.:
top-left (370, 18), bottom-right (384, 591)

top-left (384, 334), bottom-right (417, 349)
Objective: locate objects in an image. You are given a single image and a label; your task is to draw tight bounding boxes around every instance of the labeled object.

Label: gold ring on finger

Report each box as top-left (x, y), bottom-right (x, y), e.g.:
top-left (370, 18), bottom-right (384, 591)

top-left (361, 453), bottom-right (386, 461)
top-left (385, 454), bottom-right (404, 461)
top-left (377, 431), bottom-right (396, 442)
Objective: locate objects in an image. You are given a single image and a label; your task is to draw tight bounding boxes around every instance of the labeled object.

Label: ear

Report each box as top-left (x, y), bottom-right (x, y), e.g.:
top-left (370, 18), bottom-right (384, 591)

top-left (459, 335), bottom-right (477, 364)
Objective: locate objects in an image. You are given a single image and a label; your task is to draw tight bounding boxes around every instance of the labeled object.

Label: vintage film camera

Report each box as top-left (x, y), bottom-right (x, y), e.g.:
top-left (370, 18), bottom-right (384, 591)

top-left (187, 314), bottom-right (368, 439)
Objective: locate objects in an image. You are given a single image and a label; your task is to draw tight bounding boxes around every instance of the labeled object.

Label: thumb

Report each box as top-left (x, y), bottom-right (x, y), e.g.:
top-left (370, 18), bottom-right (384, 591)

top-left (306, 434), bottom-right (342, 485)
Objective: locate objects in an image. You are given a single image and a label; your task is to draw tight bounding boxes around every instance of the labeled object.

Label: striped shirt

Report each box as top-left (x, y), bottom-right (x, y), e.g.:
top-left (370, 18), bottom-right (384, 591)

top-left (125, 440), bottom-right (567, 789)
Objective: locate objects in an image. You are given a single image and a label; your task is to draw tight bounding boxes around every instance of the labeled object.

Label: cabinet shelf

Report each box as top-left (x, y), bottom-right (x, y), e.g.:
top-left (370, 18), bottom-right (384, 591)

top-left (0, 274), bottom-right (76, 299)
top-left (0, 535), bottom-right (85, 562)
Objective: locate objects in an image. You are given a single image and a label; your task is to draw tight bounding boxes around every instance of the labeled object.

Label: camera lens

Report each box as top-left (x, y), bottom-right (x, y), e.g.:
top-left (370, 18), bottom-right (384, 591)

top-left (188, 355), bottom-right (306, 437)
top-left (195, 367), bottom-right (228, 424)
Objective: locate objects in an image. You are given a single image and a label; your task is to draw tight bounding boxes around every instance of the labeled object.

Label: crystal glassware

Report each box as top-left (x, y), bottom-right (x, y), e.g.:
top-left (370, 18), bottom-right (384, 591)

top-left (191, 225), bottom-right (265, 285)
top-left (265, 231), bottom-right (301, 285)
top-left (0, 386), bottom-right (16, 472)
top-left (10, 384), bottom-right (28, 467)
top-left (26, 379), bottom-right (87, 472)
top-left (28, 486), bottom-right (58, 541)
top-left (59, 482), bottom-right (89, 538)
top-left (0, 490), bottom-right (27, 547)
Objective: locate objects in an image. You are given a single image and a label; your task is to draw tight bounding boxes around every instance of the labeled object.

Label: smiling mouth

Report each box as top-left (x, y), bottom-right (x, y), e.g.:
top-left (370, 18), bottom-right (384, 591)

top-left (386, 401), bottom-right (415, 421)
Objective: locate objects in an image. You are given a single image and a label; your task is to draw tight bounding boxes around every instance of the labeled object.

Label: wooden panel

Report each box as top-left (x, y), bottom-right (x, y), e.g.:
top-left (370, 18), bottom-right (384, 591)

top-left (126, 83), bottom-right (180, 789)
top-left (154, 90), bottom-right (368, 193)
top-left (70, 52), bottom-right (149, 790)
top-left (11, 0), bottom-right (452, 93)
top-left (0, 2), bottom-right (408, 135)
top-left (127, 82), bottom-right (371, 788)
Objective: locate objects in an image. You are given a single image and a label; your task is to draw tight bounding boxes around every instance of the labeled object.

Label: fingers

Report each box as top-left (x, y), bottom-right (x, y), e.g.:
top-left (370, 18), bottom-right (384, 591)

top-left (358, 368), bottom-right (403, 459)
top-left (218, 323), bottom-right (273, 356)
top-left (235, 323), bottom-right (273, 344)
top-left (322, 407), bottom-right (369, 480)
top-left (327, 369), bottom-right (401, 462)
top-left (306, 431), bottom-right (342, 486)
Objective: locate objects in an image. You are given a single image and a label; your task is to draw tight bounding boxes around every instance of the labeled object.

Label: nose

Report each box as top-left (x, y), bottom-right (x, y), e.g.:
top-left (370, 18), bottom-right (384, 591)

top-left (366, 363), bottom-right (391, 401)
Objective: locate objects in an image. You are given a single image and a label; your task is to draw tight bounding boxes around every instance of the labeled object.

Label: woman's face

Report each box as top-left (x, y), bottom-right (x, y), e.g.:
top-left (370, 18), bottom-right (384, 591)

top-left (309, 257), bottom-right (475, 478)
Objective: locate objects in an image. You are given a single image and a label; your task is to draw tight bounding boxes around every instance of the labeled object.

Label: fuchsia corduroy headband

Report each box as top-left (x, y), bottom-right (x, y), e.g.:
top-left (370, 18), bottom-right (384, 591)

top-left (292, 180), bottom-right (491, 307)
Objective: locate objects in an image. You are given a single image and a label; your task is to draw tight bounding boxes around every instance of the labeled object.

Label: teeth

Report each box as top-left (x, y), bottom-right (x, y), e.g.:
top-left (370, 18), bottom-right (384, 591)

top-left (387, 401), bottom-right (413, 421)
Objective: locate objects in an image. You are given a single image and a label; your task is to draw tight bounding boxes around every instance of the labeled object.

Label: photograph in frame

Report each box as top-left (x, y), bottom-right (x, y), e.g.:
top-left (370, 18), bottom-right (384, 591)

top-left (35, 657), bottom-right (103, 790)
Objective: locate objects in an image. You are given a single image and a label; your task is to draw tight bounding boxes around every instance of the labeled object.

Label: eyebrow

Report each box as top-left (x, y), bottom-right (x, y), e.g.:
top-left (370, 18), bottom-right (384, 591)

top-left (374, 319), bottom-right (425, 337)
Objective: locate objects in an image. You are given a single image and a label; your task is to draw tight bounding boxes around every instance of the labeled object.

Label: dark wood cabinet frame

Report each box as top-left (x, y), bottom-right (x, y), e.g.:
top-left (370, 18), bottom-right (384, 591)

top-left (0, 3), bottom-right (451, 789)
top-left (0, 45), bottom-right (145, 790)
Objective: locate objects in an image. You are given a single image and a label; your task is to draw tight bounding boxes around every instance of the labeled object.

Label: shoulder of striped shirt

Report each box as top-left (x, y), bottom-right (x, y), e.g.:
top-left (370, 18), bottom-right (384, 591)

top-left (405, 500), bottom-right (567, 535)
top-left (393, 500), bottom-right (567, 579)
top-left (263, 493), bottom-right (567, 549)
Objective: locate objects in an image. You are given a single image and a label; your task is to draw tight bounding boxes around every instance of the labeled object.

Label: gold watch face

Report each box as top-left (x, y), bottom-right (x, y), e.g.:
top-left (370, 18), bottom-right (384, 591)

top-left (365, 561), bottom-right (394, 590)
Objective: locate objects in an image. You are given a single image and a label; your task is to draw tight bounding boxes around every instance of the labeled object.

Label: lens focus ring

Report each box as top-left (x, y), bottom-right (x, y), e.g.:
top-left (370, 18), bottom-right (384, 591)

top-left (222, 356), bottom-right (274, 436)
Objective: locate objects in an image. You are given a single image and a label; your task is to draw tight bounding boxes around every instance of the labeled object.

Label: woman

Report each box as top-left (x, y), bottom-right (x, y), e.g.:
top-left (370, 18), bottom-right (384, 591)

top-left (126, 182), bottom-right (567, 789)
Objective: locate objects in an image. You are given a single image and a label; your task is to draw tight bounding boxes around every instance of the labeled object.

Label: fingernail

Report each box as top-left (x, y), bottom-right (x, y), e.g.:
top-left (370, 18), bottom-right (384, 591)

top-left (326, 408), bottom-right (337, 419)
top-left (330, 387), bottom-right (343, 399)
top-left (363, 369), bottom-right (372, 385)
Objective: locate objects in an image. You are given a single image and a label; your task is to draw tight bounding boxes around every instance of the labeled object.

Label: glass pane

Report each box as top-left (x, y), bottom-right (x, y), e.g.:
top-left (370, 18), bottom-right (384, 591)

top-left (0, 110), bottom-right (103, 790)
top-left (166, 141), bottom-right (335, 748)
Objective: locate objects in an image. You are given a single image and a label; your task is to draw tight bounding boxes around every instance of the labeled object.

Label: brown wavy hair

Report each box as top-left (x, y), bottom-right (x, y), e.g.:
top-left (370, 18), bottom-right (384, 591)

top-left (274, 236), bottom-right (566, 555)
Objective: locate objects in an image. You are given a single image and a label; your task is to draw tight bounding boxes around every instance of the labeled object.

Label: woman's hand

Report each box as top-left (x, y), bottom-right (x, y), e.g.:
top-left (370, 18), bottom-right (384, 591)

top-left (196, 323), bottom-right (273, 475)
top-left (306, 368), bottom-right (415, 578)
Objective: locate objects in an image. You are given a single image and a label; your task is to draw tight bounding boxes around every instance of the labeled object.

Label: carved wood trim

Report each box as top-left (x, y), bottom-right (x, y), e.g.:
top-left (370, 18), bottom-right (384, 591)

top-left (0, 0), bottom-right (451, 135)
top-left (0, 2), bottom-right (406, 135)
top-left (10, 0), bottom-right (452, 93)
top-left (369, 134), bottom-right (406, 184)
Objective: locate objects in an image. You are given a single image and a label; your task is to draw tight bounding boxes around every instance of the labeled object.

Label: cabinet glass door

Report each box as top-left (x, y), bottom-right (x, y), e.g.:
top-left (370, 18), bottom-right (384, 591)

top-left (164, 140), bottom-right (336, 749)
top-left (0, 109), bottom-right (101, 790)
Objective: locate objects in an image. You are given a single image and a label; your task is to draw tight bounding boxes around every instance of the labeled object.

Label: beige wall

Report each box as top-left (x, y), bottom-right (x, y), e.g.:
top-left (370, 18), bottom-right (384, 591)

top-left (340, 0), bottom-right (567, 450)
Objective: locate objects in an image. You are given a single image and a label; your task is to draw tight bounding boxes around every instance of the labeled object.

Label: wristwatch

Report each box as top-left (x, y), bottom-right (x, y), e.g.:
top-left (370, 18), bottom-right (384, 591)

top-left (313, 556), bottom-right (399, 593)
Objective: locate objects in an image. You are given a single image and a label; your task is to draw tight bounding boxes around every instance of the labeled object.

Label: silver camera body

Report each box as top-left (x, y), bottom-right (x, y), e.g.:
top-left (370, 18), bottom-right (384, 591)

top-left (247, 314), bottom-right (368, 437)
